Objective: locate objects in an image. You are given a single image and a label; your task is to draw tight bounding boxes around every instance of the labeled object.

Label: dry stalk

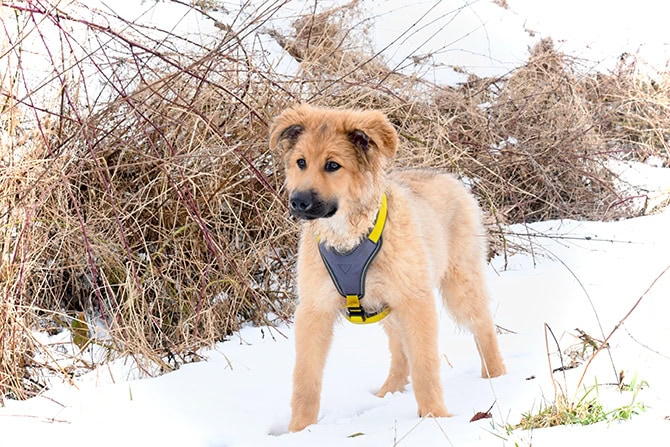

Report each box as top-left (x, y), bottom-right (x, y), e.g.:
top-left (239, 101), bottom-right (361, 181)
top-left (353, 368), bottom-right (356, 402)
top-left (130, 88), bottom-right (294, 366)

top-left (573, 264), bottom-right (670, 396)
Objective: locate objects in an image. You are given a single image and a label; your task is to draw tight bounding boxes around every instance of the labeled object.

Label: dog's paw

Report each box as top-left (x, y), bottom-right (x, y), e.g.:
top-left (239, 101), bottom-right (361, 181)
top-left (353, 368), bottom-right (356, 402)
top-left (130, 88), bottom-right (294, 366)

top-left (288, 418), bottom-right (313, 433)
top-left (375, 379), bottom-right (408, 397)
top-left (482, 362), bottom-right (507, 378)
top-left (418, 403), bottom-right (452, 418)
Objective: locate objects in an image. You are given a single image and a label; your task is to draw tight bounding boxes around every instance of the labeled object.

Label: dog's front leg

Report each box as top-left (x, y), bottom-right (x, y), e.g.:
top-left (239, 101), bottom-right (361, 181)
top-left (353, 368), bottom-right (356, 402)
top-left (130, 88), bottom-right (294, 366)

top-left (288, 303), bottom-right (336, 432)
top-left (397, 292), bottom-right (451, 419)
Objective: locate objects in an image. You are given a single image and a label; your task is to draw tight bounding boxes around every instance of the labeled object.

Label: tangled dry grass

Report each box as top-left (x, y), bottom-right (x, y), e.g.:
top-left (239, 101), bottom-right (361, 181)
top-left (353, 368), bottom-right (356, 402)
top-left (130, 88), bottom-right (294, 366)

top-left (1, 0), bottom-right (668, 401)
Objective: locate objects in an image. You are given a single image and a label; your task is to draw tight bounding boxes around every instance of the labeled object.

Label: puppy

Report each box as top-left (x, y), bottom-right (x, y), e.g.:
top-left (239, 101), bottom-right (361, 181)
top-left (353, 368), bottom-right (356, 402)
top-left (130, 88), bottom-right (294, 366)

top-left (270, 104), bottom-right (506, 432)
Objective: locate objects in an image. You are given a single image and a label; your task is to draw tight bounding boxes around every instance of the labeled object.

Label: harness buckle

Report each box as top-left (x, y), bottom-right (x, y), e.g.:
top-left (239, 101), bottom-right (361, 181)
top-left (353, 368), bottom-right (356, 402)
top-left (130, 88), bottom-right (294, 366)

top-left (344, 295), bottom-right (390, 325)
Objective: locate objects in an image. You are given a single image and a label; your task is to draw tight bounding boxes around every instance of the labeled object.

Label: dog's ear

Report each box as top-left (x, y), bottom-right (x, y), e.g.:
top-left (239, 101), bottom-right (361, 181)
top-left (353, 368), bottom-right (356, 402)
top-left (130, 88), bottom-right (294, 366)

top-left (351, 111), bottom-right (398, 159)
top-left (347, 129), bottom-right (370, 152)
top-left (269, 107), bottom-right (306, 151)
top-left (269, 123), bottom-right (304, 151)
top-left (277, 124), bottom-right (304, 144)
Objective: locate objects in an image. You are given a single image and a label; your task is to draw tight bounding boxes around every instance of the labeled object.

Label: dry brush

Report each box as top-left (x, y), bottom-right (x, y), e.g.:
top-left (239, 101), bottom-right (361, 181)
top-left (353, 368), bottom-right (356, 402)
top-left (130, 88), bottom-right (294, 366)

top-left (1, 0), bottom-right (668, 401)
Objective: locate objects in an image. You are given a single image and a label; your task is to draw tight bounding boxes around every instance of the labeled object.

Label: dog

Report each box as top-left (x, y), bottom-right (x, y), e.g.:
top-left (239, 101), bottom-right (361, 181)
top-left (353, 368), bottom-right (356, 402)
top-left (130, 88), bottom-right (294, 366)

top-left (269, 104), bottom-right (506, 432)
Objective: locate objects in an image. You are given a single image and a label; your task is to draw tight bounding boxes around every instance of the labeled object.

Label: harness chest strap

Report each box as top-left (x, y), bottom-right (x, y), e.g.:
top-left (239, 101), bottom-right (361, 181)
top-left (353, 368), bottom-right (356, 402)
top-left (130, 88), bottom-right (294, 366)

top-left (318, 194), bottom-right (390, 324)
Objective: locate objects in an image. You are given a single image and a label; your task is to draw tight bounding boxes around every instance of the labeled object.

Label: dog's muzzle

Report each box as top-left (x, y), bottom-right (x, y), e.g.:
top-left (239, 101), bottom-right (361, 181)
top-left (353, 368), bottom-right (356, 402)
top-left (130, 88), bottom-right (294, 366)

top-left (289, 190), bottom-right (338, 220)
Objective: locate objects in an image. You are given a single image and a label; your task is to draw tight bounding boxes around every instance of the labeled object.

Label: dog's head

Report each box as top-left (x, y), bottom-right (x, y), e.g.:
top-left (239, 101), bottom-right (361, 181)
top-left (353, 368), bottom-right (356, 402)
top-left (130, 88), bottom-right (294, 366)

top-left (269, 104), bottom-right (398, 221)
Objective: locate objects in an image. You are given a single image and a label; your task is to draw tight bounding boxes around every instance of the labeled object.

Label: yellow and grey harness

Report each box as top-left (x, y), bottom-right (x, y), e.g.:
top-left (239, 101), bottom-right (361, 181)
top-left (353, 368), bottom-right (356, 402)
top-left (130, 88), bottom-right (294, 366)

top-left (318, 194), bottom-right (390, 324)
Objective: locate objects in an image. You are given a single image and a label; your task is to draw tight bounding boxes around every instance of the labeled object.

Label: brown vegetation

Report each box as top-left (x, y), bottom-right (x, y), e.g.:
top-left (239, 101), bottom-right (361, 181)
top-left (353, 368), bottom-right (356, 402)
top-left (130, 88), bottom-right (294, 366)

top-left (1, 1), bottom-right (668, 402)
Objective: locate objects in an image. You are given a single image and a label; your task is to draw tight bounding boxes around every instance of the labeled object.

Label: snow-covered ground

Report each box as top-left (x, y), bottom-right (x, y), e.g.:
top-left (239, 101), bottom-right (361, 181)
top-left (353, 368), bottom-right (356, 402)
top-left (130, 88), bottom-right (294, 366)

top-left (1, 162), bottom-right (669, 446)
top-left (2, 0), bottom-right (670, 445)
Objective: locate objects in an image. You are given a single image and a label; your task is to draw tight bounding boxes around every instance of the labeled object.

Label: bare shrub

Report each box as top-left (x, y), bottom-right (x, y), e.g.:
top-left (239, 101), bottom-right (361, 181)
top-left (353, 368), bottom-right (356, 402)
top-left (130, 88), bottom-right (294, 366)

top-left (0, 301), bottom-right (35, 403)
top-left (1, 1), bottom-right (667, 401)
top-left (580, 55), bottom-right (670, 164)
top-left (2, 0), bottom-right (296, 399)
top-left (476, 38), bottom-right (623, 222)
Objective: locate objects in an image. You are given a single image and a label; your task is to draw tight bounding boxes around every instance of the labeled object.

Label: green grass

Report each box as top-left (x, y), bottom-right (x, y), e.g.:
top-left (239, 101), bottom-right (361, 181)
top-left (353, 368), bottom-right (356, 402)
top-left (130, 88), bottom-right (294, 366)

top-left (514, 380), bottom-right (646, 431)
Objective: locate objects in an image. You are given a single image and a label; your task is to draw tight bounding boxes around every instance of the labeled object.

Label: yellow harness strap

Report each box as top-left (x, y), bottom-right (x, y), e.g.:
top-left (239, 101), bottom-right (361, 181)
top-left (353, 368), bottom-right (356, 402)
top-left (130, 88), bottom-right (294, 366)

top-left (367, 193), bottom-right (387, 244)
top-left (345, 295), bottom-right (391, 324)
top-left (318, 194), bottom-right (391, 325)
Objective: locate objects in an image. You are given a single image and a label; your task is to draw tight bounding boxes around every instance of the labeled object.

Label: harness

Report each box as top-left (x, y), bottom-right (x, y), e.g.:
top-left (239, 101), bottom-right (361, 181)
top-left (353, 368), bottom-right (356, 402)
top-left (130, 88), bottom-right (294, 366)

top-left (318, 194), bottom-right (390, 324)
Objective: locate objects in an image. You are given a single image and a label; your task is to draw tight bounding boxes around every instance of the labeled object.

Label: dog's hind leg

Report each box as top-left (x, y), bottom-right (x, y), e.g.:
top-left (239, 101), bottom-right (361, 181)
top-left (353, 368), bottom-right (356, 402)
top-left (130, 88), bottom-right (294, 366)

top-left (440, 266), bottom-right (506, 378)
top-left (376, 319), bottom-right (410, 397)
top-left (288, 304), bottom-right (337, 432)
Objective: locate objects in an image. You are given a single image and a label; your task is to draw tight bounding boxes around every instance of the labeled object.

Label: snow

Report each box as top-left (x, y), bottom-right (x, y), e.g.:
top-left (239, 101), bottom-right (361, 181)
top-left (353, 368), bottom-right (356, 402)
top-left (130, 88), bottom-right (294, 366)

top-left (3, 191), bottom-right (670, 446)
top-left (3, 0), bottom-right (670, 445)
top-left (612, 160), bottom-right (670, 212)
top-left (509, 0), bottom-right (670, 74)
top-left (366, 0), bottom-right (534, 85)
top-left (365, 0), bottom-right (670, 84)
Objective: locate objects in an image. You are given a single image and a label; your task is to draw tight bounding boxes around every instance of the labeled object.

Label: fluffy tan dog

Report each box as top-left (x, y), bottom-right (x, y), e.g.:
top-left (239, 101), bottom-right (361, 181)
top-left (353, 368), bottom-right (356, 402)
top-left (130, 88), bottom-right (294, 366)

top-left (270, 104), bottom-right (506, 433)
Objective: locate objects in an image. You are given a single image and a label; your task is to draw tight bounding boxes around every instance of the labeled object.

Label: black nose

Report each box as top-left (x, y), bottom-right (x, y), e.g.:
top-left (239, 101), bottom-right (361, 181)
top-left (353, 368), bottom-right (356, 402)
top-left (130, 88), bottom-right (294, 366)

top-left (290, 191), bottom-right (314, 213)
top-left (289, 191), bottom-right (337, 220)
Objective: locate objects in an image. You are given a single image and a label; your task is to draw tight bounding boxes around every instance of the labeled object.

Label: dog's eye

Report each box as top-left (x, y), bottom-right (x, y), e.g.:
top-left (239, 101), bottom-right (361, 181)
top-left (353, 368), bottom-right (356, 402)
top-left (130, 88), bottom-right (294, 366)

top-left (324, 161), bottom-right (341, 172)
top-left (296, 158), bottom-right (307, 170)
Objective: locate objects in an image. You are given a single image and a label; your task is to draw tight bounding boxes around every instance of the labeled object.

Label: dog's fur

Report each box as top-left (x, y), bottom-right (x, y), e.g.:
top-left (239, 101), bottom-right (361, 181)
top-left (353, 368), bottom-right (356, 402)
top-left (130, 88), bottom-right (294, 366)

top-left (270, 104), bottom-right (506, 432)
